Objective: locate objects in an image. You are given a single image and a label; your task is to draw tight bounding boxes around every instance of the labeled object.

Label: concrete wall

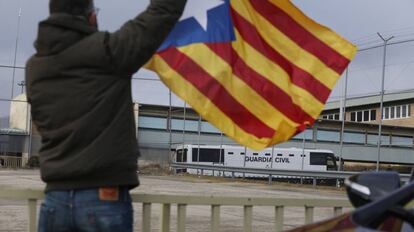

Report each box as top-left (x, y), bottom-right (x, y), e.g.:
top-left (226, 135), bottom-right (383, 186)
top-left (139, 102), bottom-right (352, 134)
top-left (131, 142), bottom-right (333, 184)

top-left (139, 147), bottom-right (170, 166)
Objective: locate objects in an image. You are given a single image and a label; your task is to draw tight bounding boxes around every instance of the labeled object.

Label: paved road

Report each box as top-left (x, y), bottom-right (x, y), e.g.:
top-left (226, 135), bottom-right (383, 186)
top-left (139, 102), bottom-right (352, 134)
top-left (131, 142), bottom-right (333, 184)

top-left (0, 169), bottom-right (351, 231)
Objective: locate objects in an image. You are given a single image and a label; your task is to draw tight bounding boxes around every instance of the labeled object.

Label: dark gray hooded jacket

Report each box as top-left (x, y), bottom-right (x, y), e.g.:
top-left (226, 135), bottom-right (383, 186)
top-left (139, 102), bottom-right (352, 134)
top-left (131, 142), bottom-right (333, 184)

top-left (26, 0), bottom-right (186, 192)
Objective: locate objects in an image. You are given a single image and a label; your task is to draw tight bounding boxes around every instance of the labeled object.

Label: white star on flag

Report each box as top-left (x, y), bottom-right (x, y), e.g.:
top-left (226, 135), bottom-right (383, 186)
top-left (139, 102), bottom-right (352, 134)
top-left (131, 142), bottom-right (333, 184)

top-left (179, 0), bottom-right (225, 31)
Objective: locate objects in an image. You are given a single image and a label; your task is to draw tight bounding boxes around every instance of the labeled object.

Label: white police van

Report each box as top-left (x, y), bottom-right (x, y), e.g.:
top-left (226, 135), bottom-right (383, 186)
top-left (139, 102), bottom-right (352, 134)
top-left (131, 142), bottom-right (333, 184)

top-left (173, 144), bottom-right (338, 177)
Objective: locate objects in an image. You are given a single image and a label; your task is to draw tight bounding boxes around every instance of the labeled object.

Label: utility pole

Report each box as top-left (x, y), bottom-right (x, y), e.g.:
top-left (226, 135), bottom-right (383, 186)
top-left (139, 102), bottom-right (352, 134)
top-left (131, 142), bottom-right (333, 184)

top-left (376, 33), bottom-right (394, 172)
top-left (338, 68), bottom-right (349, 171)
top-left (300, 128), bottom-right (306, 185)
top-left (197, 115), bottom-right (201, 164)
top-left (182, 102), bottom-right (186, 146)
top-left (168, 90), bottom-right (173, 165)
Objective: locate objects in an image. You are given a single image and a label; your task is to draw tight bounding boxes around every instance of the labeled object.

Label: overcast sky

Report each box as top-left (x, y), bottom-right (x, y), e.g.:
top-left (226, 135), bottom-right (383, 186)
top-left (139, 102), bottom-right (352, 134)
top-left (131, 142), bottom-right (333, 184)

top-left (1, 0), bottom-right (414, 121)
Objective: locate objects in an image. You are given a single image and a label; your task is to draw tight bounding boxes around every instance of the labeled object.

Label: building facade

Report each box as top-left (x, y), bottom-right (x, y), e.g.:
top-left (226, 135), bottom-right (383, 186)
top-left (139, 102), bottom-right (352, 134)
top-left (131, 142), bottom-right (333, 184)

top-left (322, 91), bottom-right (414, 127)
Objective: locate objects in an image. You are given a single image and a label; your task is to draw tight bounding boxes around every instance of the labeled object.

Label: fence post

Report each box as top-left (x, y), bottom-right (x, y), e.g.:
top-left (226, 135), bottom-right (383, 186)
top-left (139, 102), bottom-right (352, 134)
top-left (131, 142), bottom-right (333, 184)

top-left (28, 199), bottom-right (37, 232)
top-left (160, 204), bottom-right (171, 232)
top-left (243, 206), bottom-right (253, 232)
top-left (305, 206), bottom-right (314, 224)
top-left (275, 206), bottom-right (284, 232)
top-left (334, 207), bottom-right (343, 217)
top-left (142, 203), bottom-right (152, 232)
top-left (211, 205), bottom-right (220, 232)
top-left (177, 204), bottom-right (187, 232)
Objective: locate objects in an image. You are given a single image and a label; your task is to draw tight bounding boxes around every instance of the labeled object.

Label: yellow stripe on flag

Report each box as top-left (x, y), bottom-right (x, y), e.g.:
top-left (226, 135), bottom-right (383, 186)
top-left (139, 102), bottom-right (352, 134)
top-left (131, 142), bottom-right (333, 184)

top-left (178, 44), bottom-right (300, 130)
top-left (232, 0), bottom-right (341, 90)
top-left (269, 0), bottom-right (357, 61)
top-left (146, 55), bottom-right (276, 150)
top-left (232, 30), bottom-right (325, 119)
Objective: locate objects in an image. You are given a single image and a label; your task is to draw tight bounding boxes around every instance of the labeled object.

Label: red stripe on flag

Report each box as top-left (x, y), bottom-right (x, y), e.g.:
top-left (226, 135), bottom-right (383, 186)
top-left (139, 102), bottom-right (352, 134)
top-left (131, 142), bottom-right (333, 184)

top-left (158, 47), bottom-right (276, 138)
top-left (250, 0), bottom-right (350, 75)
top-left (207, 43), bottom-right (315, 124)
top-left (231, 8), bottom-right (332, 103)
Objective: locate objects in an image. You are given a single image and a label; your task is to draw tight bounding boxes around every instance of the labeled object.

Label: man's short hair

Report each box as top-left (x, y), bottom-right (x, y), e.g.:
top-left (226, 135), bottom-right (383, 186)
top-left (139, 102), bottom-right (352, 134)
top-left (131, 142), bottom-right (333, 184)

top-left (49, 0), bottom-right (94, 16)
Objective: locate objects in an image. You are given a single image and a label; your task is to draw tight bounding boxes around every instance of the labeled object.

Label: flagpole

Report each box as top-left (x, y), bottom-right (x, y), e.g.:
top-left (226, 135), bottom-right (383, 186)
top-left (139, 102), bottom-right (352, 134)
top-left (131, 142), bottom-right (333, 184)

top-left (376, 33), bottom-right (394, 172)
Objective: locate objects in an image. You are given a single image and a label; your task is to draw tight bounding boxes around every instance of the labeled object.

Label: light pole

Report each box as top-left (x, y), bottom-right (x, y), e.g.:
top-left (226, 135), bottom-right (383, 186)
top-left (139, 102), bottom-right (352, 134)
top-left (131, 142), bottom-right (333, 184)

top-left (17, 81), bottom-right (25, 94)
top-left (376, 33), bottom-right (394, 172)
top-left (11, 6), bottom-right (22, 99)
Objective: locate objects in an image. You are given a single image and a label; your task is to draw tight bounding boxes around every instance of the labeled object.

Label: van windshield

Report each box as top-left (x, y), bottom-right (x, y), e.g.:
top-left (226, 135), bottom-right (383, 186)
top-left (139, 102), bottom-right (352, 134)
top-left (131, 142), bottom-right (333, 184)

top-left (176, 149), bottom-right (187, 162)
top-left (326, 154), bottom-right (337, 171)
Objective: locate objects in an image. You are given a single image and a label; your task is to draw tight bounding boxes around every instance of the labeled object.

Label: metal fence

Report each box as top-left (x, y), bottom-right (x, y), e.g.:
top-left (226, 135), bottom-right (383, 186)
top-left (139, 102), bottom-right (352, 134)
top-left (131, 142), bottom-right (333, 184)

top-left (170, 162), bottom-right (413, 184)
top-left (2, 42), bottom-right (414, 168)
top-left (0, 189), bottom-right (353, 232)
top-left (0, 156), bottom-right (22, 169)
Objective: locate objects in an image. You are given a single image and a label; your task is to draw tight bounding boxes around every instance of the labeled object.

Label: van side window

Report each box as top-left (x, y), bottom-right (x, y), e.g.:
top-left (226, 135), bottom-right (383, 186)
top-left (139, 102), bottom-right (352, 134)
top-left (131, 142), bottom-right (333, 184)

top-left (289, 154), bottom-right (294, 157)
top-left (192, 148), bottom-right (225, 163)
top-left (310, 152), bottom-right (327, 165)
top-left (265, 153), bottom-right (271, 156)
top-left (253, 153), bottom-right (259, 156)
top-left (277, 154), bottom-right (283, 157)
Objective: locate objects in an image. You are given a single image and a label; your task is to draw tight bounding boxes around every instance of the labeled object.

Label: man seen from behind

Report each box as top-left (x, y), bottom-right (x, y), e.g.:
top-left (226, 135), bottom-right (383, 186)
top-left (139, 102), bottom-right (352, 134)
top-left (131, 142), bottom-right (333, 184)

top-left (25, 0), bottom-right (187, 231)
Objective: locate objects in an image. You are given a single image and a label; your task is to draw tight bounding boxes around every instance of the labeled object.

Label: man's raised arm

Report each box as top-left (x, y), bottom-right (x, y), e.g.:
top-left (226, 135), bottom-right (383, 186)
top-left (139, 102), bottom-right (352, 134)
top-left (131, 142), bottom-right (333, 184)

top-left (107, 0), bottom-right (187, 75)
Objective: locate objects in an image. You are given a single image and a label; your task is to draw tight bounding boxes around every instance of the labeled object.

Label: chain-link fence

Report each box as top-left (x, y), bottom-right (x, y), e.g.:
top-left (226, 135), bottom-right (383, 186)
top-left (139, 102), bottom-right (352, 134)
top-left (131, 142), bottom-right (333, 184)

top-left (1, 1), bottom-right (414, 169)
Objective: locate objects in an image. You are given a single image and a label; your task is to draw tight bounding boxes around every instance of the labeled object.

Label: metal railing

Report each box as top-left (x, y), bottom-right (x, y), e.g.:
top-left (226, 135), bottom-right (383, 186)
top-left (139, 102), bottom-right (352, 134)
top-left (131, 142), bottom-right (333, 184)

top-left (171, 162), bottom-right (412, 183)
top-left (0, 156), bottom-right (22, 169)
top-left (0, 189), bottom-right (352, 232)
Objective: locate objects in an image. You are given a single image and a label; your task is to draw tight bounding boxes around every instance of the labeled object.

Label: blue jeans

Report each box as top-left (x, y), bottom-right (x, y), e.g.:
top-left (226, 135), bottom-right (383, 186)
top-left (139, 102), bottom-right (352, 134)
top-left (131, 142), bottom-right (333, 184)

top-left (38, 188), bottom-right (133, 232)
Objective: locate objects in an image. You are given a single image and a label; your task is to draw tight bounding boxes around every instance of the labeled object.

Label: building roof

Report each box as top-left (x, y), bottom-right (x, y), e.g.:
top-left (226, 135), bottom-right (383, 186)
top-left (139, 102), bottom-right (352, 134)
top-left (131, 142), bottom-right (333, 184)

top-left (324, 89), bottom-right (414, 111)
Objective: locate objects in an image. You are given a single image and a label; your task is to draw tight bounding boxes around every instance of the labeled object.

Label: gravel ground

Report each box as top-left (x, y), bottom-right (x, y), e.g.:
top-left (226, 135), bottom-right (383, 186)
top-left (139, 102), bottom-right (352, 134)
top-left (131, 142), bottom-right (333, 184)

top-left (0, 169), bottom-right (352, 232)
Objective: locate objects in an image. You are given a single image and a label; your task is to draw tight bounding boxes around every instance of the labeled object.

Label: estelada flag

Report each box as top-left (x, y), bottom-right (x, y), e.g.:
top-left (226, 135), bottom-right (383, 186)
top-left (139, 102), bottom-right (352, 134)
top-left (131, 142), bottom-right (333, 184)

top-left (146, 0), bottom-right (357, 150)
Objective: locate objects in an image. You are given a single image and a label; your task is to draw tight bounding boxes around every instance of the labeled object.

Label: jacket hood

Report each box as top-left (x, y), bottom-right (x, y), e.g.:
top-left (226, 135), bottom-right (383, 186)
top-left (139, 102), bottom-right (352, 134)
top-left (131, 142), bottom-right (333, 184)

top-left (35, 13), bottom-right (97, 57)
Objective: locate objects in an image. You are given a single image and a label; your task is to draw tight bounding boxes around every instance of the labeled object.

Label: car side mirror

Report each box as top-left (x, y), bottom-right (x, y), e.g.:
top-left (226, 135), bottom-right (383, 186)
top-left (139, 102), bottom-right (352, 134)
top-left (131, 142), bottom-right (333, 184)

top-left (345, 171), bottom-right (401, 208)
